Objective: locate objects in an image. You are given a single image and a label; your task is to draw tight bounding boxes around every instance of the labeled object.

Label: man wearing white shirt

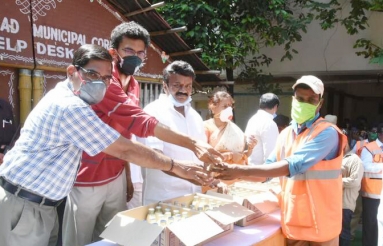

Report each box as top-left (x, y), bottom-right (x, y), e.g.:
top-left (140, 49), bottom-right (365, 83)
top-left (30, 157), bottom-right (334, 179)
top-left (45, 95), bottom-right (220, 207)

top-left (126, 135), bottom-right (144, 209)
top-left (245, 93), bottom-right (280, 166)
top-left (360, 123), bottom-right (383, 246)
top-left (138, 61), bottom-right (205, 205)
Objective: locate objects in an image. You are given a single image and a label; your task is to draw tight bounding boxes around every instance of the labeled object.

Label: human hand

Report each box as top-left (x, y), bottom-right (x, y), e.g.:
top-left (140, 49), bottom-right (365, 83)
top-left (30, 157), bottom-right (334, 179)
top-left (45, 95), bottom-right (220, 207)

top-left (192, 140), bottom-right (223, 164)
top-left (216, 181), bottom-right (229, 194)
top-left (0, 153), bottom-right (4, 165)
top-left (247, 135), bottom-right (257, 150)
top-left (172, 160), bottom-right (215, 186)
top-left (221, 152), bottom-right (243, 163)
top-left (212, 163), bottom-right (246, 180)
top-left (222, 152), bottom-right (233, 162)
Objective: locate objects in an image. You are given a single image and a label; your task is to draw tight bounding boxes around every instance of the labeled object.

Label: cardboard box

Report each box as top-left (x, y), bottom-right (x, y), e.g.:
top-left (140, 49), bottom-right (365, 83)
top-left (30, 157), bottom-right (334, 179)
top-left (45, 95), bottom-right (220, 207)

top-left (206, 183), bottom-right (280, 227)
top-left (232, 179), bottom-right (281, 193)
top-left (100, 203), bottom-right (224, 246)
top-left (162, 193), bottom-right (255, 239)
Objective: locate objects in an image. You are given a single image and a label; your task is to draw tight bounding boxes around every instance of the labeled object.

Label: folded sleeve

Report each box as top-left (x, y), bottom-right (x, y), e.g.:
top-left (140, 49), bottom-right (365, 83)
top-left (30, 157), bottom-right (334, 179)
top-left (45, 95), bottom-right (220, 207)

top-left (92, 81), bottom-right (159, 138)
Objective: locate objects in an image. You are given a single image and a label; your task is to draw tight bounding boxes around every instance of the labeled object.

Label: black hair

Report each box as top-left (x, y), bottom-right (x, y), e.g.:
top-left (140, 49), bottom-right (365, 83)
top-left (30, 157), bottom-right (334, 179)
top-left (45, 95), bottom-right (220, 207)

top-left (110, 21), bottom-right (150, 49)
top-left (294, 83), bottom-right (322, 98)
top-left (274, 114), bottom-right (290, 128)
top-left (163, 60), bottom-right (196, 84)
top-left (72, 44), bottom-right (113, 67)
top-left (259, 93), bottom-right (279, 109)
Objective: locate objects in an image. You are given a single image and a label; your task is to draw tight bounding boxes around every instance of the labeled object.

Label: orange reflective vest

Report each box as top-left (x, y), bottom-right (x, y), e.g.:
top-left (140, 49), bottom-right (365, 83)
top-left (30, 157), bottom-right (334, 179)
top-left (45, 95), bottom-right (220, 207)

top-left (361, 141), bottom-right (382, 199)
top-left (354, 140), bottom-right (367, 157)
top-left (275, 118), bottom-right (346, 242)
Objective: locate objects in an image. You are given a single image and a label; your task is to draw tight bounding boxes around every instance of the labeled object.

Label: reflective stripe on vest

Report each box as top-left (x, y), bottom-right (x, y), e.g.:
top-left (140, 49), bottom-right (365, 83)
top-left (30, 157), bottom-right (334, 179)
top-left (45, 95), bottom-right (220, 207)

top-left (363, 172), bottom-right (382, 179)
top-left (290, 169), bottom-right (341, 181)
top-left (361, 141), bottom-right (383, 198)
top-left (275, 118), bottom-right (345, 241)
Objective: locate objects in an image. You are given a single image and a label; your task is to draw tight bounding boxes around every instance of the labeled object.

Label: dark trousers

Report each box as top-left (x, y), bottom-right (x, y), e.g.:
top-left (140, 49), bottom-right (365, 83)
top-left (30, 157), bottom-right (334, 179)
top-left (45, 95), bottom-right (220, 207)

top-left (362, 197), bottom-right (380, 246)
top-left (340, 209), bottom-right (353, 246)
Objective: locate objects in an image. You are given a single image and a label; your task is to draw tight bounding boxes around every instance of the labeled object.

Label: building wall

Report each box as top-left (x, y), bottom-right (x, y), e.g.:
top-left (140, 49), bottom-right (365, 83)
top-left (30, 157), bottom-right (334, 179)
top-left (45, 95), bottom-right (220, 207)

top-left (0, 0), bottom-right (168, 123)
top-left (232, 83), bottom-right (294, 131)
top-left (232, 5), bottom-right (383, 129)
top-left (252, 9), bottom-right (383, 75)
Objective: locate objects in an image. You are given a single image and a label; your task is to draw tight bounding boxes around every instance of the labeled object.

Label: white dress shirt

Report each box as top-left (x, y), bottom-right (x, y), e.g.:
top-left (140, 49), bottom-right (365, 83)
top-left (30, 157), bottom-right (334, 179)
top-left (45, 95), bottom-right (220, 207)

top-left (137, 94), bottom-right (204, 205)
top-left (129, 135), bottom-right (143, 184)
top-left (245, 109), bottom-right (279, 166)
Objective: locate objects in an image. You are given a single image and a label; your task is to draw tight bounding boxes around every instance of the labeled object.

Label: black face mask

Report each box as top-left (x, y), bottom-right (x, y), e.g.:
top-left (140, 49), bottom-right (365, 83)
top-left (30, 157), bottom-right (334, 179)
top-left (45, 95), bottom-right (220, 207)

top-left (118, 55), bottom-right (142, 75)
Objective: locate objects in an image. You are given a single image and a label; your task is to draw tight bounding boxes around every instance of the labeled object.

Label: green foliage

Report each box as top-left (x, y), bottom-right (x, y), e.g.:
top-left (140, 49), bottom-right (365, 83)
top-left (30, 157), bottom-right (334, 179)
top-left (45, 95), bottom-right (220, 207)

top-left (153, 0), bottom-right (317, 93)
top-left (370, 0), bottom-right (383, 11)
top-left (153, 0), bottom-right (383, 93)
top-left (354, 39), bottom-right (383, 64)
top-left (153, 0), bottom-right (313, 71)
top-left (237, 54), bottom-right (282, 94)
top-left (306, 0), bottom-right (383, 64)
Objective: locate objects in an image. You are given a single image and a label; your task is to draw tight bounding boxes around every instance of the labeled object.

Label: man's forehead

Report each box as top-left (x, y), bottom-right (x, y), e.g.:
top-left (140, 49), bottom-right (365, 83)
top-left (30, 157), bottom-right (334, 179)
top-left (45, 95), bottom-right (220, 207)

top-left (168, 74), bottom-right (192, 83)
top-left (295, 89), bottom-right (320, 98)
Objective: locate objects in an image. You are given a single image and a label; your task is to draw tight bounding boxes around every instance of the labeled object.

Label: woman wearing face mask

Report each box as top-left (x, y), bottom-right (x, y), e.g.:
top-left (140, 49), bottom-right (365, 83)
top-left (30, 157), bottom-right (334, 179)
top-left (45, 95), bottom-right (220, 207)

top-left (204, 91), bottom-right (257, 165)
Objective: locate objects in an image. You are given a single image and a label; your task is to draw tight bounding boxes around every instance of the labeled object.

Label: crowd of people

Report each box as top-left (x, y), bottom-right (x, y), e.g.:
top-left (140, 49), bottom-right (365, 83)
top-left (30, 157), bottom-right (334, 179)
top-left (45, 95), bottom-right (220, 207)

top-left (0, 20), bottom-right (382, 246)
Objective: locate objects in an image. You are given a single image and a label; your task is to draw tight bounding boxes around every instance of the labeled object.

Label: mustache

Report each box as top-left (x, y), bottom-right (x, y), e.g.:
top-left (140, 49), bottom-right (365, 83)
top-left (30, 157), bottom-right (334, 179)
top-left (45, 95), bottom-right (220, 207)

top-left (176, 92), bottom-right (189, 97)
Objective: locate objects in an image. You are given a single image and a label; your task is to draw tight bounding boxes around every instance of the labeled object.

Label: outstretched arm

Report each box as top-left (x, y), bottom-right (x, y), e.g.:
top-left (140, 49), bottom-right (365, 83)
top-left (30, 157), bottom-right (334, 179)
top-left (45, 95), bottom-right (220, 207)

top-left (214, 160), bottom-right (290, 180)
top-left (154, 122), bottom-right (223, 164)
top-left (103, 136), bottom-right (213, 185)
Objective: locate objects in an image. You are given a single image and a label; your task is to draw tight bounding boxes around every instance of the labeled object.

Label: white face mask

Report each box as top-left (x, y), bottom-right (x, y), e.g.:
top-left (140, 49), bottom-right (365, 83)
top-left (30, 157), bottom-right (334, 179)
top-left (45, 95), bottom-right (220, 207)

top-left (219, 106), bottom-right (233, 122)
top-left (168, 94), bottom-right (192, 107)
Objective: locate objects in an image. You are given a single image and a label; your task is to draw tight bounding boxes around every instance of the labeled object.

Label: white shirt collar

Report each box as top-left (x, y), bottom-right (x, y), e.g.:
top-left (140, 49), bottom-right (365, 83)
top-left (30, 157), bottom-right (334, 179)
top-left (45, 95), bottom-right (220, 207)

top-left (257, 109), bottom-right (274, 119)
top-left (376, 138), bottom-right (383, 147)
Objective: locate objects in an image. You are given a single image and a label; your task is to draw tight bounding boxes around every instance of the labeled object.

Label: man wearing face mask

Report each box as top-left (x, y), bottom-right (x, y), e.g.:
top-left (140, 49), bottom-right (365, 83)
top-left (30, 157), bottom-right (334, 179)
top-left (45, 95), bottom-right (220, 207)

top-left (351, 126), bottom-right (377, 155)
top-left (348, 125), bottom-right (377, 241)
top-left (359, 123), bottom-right (383, 246)
top-left (0, 44), bottom-right (214, 246)
top-left (63, 23), bottom-right (222, 246)
top-left (245, 93), bottom-right (280, 166)
top-left (214, 75), bottom-right (347, 245)
top-left (136, 60), bottom-right (206, 205)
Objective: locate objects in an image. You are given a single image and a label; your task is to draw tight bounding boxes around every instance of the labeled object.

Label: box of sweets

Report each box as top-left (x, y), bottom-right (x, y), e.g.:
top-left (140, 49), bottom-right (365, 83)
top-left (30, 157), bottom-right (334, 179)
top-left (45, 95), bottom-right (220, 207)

top-left (162, 193), bottom-right (254, 240)
top-left (100, 202), bottom-right (224, 246)
top-left (206, 180), bottom-right (281, 226)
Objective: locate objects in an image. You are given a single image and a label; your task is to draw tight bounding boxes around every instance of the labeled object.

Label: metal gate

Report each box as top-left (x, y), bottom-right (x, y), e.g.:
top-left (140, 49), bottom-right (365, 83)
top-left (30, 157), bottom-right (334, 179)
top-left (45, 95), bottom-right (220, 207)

top-left (139, 81), bottom-right (163, 108)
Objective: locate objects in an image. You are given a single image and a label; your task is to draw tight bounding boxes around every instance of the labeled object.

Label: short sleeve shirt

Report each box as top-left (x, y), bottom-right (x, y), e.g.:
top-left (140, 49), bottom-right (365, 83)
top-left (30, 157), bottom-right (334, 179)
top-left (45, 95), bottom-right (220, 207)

top-left (0, 80), bottom-right (120, 200)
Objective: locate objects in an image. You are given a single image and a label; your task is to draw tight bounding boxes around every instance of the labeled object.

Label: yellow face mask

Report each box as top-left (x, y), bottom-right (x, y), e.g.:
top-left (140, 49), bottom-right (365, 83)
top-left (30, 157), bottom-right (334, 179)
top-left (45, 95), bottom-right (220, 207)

top-left (291, 97), bottom-right (320, 124)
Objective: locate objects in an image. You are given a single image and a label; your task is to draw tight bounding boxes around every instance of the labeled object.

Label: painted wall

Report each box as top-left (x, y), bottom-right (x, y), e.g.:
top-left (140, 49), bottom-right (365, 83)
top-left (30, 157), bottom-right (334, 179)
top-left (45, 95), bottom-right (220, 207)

top-left (234, 5), bottom-right (383, 77)
top-left (0, 0), bottom-right (168, 123)
top-left (232, 4), bottom-right (383, 129)
top-left (233, 85), bottom-right (294, 131)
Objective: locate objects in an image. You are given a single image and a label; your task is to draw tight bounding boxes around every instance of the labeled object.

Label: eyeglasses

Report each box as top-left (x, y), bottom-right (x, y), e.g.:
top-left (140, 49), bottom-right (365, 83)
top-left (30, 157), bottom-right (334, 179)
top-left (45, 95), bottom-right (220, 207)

top-left (170, 83), bottom-right (193, 91)
top-left (121, 47), bottom-right (146, 60)
top-left (75, 66), bottom-right (112, 86)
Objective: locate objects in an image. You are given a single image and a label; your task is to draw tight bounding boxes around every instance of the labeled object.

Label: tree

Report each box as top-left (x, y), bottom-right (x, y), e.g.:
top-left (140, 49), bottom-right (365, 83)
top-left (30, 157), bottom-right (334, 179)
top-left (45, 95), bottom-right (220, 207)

top-left (153, 0), bottom-right (314, 82)
top-left (153, 0), bottom-right (380, 93)
top-left (308, 0), bottom-right (383, 65)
